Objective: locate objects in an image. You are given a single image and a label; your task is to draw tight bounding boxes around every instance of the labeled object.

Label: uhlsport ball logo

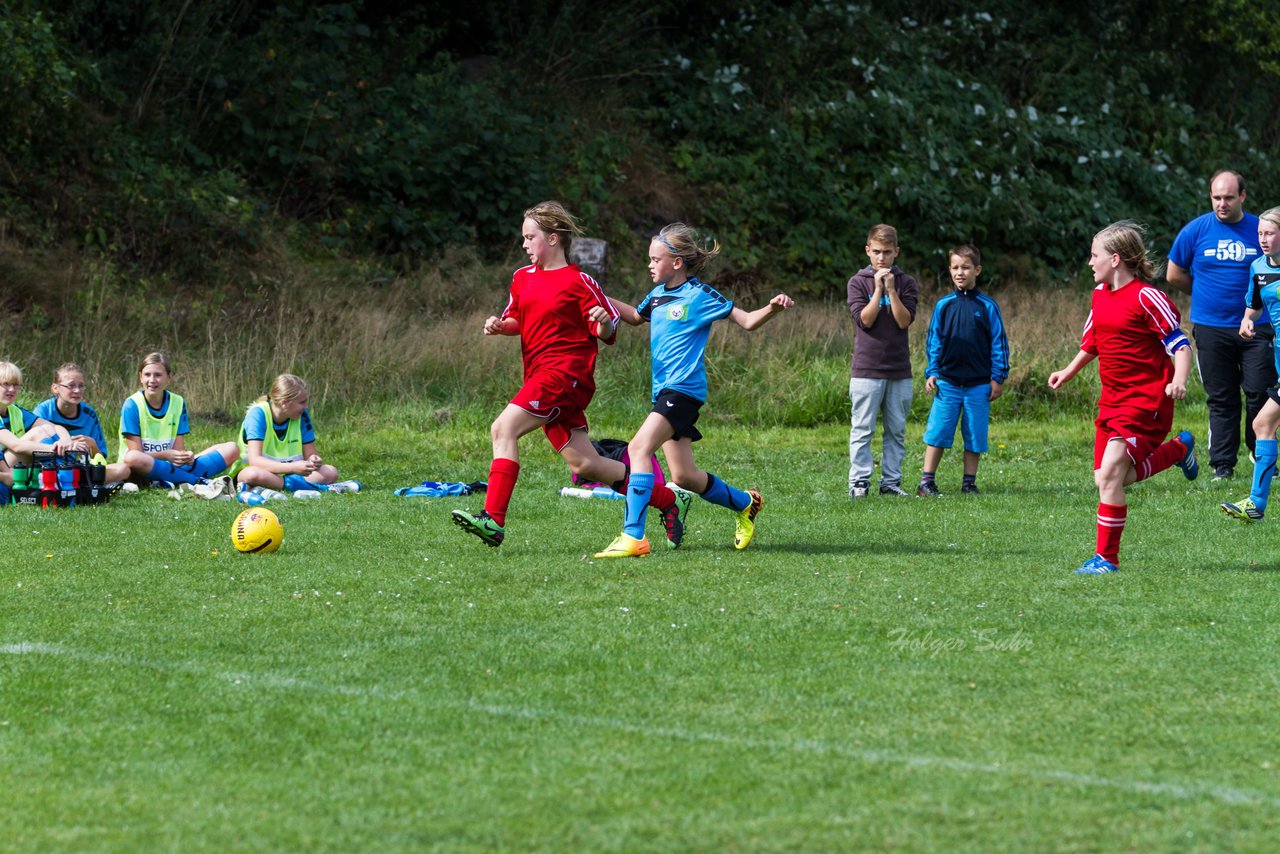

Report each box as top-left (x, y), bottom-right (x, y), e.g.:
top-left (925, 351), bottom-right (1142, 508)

top-left (232, 508), bottom-right (284, 554)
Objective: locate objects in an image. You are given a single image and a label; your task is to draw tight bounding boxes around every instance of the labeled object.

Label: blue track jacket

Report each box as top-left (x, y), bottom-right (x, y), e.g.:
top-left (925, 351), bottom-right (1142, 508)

top-left (924, 288), bottom-right (1010, 387)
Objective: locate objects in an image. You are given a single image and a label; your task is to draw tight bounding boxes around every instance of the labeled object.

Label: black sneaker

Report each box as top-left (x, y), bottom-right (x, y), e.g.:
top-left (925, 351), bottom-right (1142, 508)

top-left (879, 482), bottom-right (909, 497)
top-left (960, 482), bottom-right (980, 495)
top-left (916, 480), bottom-right (942, 497)
top-left (850, 480), bottom-right (870, 499)
top-left (1212, 465), bottom-right (1234, 481)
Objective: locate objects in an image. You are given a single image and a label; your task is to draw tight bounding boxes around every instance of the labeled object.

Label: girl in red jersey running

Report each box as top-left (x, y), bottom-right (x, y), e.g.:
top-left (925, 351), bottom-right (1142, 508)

top-left (451, 202), bottom-right (691, 548)
top-left (1048, 221), bottom-right (1199, 574)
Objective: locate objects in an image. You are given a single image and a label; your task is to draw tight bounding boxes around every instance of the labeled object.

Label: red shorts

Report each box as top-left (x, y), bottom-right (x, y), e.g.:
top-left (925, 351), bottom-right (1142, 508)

top-left (510, 371), bottom-right (594, 452)
top-left (1093, 411), bottom-right (1170, 470)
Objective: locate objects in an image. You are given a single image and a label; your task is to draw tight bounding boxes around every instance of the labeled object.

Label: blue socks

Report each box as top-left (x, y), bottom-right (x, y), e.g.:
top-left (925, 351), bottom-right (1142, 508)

top-left (1251, 438), bottom-right (1277, 510)
top-left (149, 458), bottom-right (201, 485)
top-left (190, 449), bottom-right (231, 479)
top-left (700, 472), bottom-right (751, 512)
top-left (283, 473), bottom-right (328, 493)
top-left (623, 472), bottom-right (653, 539)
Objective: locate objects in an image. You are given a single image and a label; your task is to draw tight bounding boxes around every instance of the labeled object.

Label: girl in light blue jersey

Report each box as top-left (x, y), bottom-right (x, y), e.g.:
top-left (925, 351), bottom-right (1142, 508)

top-left (1223, 206), bottom-right (1280, 522)
top-left (120, 352), bottom-right (238, 493)
top-left (594, 223), bottom-right (794, 557)
top-left (35, 362), bottom-right (132, 483)
top-left (235, 373), bottom-right (359, 504)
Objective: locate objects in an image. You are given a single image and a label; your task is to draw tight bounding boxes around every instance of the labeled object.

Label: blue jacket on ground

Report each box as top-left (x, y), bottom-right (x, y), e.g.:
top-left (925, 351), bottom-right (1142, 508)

top-left (924, 287), bottom-right (1010, 387)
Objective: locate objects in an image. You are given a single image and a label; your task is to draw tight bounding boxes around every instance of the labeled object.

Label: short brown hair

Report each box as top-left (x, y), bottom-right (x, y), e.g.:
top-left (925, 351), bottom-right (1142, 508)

top-left (866, 224), bottom-right (898, 246)
top-left (948, 244), bottom-right (982, 267)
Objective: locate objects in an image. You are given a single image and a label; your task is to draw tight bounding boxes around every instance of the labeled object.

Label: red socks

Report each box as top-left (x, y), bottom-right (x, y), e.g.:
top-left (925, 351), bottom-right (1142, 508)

top-left (1133, 436), bottom-right (1186, 483)
top-left (649, 482), bottom-right (677, 511)
top-left (484, 458), bottom-right (520, 526)
top-left (1095, 502), bottom-right (1127, 565)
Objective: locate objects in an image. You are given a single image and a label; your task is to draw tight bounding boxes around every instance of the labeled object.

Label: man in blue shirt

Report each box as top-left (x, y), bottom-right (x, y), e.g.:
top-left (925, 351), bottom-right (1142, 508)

top-left (1167, 170), bottom-right (1271, 480)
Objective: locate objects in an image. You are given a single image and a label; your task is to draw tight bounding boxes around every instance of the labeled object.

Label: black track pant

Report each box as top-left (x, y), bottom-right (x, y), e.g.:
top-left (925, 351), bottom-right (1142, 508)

top-left (1193, 323), bottom-right (1277, 469)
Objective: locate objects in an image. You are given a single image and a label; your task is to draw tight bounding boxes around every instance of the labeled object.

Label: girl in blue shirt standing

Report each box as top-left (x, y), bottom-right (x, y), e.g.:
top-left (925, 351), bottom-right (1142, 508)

top-left (594, 223), bottom-right (794, 557)
top-left (1223, 206), bottom-right (1280, 521)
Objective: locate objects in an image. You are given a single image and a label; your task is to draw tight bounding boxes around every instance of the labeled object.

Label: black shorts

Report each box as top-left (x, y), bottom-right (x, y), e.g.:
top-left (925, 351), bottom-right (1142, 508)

top-left (1268, 385), bottom-right (1280, 408)
top-left (653, 388), bottom-right (704, 442)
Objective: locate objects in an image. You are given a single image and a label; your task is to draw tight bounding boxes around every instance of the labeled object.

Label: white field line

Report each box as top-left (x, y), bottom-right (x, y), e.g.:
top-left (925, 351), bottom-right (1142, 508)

top-left (4, 641), bottom-right (1277, 809)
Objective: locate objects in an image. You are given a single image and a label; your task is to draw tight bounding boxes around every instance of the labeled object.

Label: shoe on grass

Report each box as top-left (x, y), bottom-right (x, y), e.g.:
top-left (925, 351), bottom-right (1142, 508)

top-left (451, 509), bottom-right (504, 547)
top-left (734, 490), bottom-right (763, 550)
top-left (879, 482), bottom-right (909, 496)
top-left (661, 489), bottom-right (692, 549)
top-left (1175, 431), bottom-right (1199, 480)
top-left (328, 480), bottom-right (362, 494)
top-left (593, 533), bottom-right (651, 558)
top-left (916, 480), bottom-right (941, 497)
top-left (1074, 554), bottom-right (1119, 575)
top-left (850, 480), bottom-right (869, 499)
top-left (1221, 497), bottom-right (1264, 522)
top-left (1211, 465), bottom-right (1234, 481)
top-left (960, 481), bottom-right (980, 495)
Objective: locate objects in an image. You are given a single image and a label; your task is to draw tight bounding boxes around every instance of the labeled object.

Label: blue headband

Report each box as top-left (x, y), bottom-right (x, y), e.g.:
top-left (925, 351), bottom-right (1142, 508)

top-left (657, 234), bottom-right (678, 256)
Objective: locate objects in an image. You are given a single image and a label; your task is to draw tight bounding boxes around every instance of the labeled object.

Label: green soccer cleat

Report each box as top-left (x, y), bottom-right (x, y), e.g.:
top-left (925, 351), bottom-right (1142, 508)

top-left (733, 490), bottom-right (763, 550)
top-left (451, 509), bottom-right (505, 546)
top-left (593, 533), bottom-right (651, 558)
top-left (1221, 497), bottom-right (1264, 523)
top-left (661, 489), bottom-right (693, 549)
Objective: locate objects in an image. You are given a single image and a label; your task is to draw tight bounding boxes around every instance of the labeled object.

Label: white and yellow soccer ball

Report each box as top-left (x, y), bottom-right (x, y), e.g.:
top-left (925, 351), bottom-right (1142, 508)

top-left (231, 508), bottom-right (284, 554)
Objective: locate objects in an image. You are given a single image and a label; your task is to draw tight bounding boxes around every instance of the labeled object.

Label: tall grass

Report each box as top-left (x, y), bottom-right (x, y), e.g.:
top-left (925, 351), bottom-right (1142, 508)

top-left (2, 244), bottom-right (1194, 428)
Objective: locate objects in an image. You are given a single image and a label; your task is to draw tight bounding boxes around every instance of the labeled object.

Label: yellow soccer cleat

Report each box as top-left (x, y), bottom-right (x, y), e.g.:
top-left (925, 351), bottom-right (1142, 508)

top-left (734, 490), bottom-right (763, 550)
top-left (593, 533), bottom-right (651, 558)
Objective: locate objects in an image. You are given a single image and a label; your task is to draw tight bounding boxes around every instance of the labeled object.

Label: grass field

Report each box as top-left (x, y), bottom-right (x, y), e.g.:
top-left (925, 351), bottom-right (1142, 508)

top-left (4, 405), bottom-right (1280, 851)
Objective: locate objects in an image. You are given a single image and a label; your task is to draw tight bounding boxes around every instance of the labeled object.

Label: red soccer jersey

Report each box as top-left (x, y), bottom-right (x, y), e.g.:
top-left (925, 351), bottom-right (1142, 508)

top-left (1080, 280), bottom-right (1184, 421)
top-left (501, 264), bottom-right (618, 384)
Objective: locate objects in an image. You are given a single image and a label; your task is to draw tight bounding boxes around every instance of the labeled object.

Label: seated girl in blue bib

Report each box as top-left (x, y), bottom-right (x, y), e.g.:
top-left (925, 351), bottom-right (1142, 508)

top-left (234, 373), bottom-right (359, 504)
top-left (119, 352), bottom-right (239, 494)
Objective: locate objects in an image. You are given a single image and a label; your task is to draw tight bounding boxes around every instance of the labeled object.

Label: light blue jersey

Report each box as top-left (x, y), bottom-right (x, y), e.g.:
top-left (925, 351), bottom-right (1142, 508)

top-left (1, 404), bottom-right (38, 435)
top-left (241, 405), bottom-right (317, 446)
top-left (1247, 254), bottom-right (1280, 375)
top-left (120, 391), bottom-right (190, 440)
top-left (34, 398), bottom-right (110, 457)
top-left (637, 277), bottom-right (734, 402)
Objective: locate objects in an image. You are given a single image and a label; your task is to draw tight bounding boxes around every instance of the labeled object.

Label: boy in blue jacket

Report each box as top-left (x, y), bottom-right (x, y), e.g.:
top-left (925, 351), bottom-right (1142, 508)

top-left (918, 245), bottom-right (1010, 496)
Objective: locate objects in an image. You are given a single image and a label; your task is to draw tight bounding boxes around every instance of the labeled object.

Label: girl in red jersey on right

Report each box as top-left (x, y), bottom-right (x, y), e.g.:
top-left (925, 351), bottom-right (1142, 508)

top-left (1048, 221), bottom-right (1199, 574)
top-left (451, 202), bottom-right (691, 548)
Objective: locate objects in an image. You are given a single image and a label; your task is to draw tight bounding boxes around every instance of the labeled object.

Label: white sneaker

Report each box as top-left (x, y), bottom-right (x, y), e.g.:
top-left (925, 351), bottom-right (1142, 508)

top-left (327, 480), bottom-right (362, 494)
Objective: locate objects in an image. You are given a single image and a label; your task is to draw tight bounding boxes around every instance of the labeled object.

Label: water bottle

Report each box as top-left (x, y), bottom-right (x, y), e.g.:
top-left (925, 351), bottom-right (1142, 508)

top-left (57, 465), bottom-right (77, 507)
top-left (40, 465), bottom-right (59, 508)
